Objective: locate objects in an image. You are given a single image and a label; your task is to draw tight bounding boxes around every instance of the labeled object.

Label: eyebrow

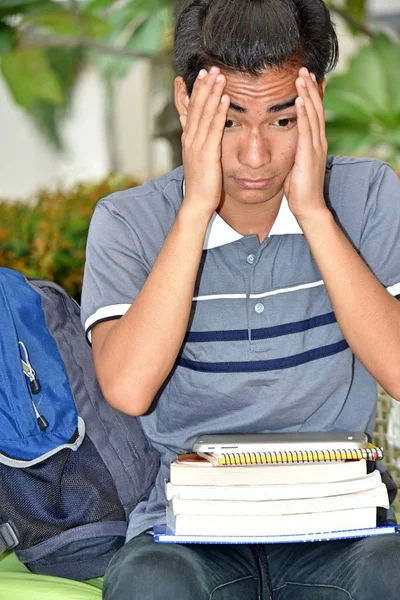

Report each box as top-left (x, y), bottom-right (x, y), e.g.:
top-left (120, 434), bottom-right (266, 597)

top-left (229, 96), bottom-right (297, 115)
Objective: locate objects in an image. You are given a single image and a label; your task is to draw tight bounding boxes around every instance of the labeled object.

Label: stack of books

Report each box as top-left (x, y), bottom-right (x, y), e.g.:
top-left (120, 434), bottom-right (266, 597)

top-left (162, 433), bottom-right (391, 541)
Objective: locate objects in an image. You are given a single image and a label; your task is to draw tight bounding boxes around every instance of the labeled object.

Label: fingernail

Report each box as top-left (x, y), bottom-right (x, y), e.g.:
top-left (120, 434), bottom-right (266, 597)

top-left (210, 66), bottom-right (218, 74)
top-left (216, 74), bottom-right (223, 83)
top-left (198, 69), bottom-right (207, 79)
top-left (311, 73), bottom-right (317, 82)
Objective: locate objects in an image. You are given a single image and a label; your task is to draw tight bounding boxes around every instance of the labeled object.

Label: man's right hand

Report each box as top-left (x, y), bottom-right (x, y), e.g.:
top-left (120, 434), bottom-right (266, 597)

top-left (180, 67), bottom-right (230, 217)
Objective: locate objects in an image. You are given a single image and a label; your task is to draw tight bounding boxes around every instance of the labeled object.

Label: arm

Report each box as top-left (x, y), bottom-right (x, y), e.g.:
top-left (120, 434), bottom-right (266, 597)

top-left (285, 68), bottom-right (400, 399)
top-left (91, 67), bottom-right (230, 416)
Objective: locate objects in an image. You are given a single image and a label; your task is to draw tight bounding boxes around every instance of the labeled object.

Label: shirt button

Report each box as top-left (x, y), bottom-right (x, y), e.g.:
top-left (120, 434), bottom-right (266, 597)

top-left (255, 302), bottom-right (265, 314)
top-left (247, 254), bottom-right (256, 264)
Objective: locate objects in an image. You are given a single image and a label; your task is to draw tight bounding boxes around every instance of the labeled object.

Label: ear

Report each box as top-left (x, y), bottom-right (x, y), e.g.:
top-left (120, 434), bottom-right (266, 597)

top-left (174, 76), bottom-right (189, 118)
top-left (318, 78), bottom-right (326, 100)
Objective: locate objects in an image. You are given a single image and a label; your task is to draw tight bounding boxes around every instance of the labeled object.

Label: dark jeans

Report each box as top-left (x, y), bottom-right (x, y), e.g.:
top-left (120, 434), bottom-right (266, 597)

top-left (103, 531), bottom-right (400, 600)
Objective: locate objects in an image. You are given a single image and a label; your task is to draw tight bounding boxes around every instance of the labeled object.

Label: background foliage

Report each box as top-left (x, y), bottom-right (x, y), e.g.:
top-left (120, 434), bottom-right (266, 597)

top-left (0, 175), bottom-right (140, 299)
top-left (325, 34), bottom-right (400, 166)
top-left (1, 0), bottom-right (399, 167)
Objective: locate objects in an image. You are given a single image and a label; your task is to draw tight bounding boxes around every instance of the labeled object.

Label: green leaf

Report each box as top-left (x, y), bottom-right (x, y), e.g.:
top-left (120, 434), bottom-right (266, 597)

top-left (326, 121), bottom-right (375, 156)
top-left (128, 5), bottom-right (172, 54)
top-left (385, 129), bottom-right (400, 148)
top-left (0, 22), bottom-right (16, 54)
top-left (1, 49), bottom-right (63, 109)
top-left (342, 0), bottom-right (367, 35)
top-left (324, 34), bottom-right (400, 160)
top-left (324, 86), bottom-right (377, 124)
top-left (0, 1), bottom-right (57, 18)
top-left (343, 0), bottom-right (366, 22)
top-left (23, 11), bottom-right (111, 38)
top-left (371, 34), bottom-right (400, 114)
top-left (0, 0), bottom-right (40, 6)
top-left (29, 47), bottom-right (83, 150)
top-left (82, 0), bottom-right (114, 13)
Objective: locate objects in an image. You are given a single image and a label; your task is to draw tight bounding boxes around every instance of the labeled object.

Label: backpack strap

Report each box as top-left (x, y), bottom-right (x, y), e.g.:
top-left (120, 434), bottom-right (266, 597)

top-left (0, 521), bottom-right (19, 553)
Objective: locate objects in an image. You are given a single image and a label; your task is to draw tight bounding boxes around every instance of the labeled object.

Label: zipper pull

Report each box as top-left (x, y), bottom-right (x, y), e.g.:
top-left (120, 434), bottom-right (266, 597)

top-left (31, 399), bottom-right (49, 431)
top-left (29, 378), bottom-right (41, 395)
top-left (19, 341), bottom-right (48, 431)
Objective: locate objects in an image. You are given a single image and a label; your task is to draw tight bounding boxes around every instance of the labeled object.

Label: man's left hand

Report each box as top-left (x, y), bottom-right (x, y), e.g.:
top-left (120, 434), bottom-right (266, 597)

top-left (284, 67), bottom-right (328, 225)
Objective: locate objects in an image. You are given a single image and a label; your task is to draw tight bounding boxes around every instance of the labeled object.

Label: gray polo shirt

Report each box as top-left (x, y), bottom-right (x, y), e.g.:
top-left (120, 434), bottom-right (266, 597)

top-left (81, 156), bottom-right (400, 541)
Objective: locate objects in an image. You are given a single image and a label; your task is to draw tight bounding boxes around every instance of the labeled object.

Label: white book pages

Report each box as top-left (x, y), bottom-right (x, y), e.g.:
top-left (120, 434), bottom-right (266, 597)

top-left (166, 470), bottom-right (383, 501)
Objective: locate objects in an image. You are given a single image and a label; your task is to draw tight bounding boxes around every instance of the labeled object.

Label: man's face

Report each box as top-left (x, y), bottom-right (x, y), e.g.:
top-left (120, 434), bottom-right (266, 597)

top-left (220, 67), bottom-right (301, 206)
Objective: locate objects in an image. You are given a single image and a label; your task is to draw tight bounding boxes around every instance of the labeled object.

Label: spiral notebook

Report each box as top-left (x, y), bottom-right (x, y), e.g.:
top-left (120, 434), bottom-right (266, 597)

top-left (192, 432), bottom-right (383, 466)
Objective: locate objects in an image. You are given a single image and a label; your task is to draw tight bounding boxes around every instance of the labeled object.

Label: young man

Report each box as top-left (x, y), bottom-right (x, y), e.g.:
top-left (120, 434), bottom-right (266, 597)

top-left (81, 0), bottom-right (400, 598)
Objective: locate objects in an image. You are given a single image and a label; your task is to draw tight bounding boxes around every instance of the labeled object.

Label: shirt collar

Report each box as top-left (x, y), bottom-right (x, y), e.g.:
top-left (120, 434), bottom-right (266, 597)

top-left (181, 181), bottom-right (302, 250)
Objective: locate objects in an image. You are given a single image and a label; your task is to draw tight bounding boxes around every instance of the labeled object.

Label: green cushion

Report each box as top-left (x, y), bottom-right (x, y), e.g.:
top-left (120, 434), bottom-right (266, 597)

top-left (0, 552), bottom-right (103, 599)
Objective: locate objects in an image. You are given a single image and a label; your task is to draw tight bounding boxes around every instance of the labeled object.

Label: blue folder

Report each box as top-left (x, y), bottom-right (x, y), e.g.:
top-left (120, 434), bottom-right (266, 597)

top-left (150, 525), bottom-right (399, 544)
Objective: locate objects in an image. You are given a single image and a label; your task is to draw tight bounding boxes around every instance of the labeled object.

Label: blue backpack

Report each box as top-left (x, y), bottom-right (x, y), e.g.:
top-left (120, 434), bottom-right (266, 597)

top-left (0, 267), bottom-right (160, 580)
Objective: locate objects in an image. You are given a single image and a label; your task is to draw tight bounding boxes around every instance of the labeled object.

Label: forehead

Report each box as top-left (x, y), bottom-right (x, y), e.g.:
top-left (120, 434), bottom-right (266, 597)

top-left (222, 67), bottom-right (298, 111)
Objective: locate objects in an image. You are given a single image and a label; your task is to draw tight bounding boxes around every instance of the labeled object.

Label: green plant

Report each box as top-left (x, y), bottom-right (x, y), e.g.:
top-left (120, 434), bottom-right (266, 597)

top-left (0, 175), bottom-right (141, 300)
top-left (324, 34), bottom-right (400, 170)
top-left (0, 0), bottom-right (176, 149)
top-left (0, 0), bottom-right (376, 158)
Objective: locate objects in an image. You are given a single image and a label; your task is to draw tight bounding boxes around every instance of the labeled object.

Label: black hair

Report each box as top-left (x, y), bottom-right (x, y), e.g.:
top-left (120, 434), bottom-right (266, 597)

top-left (174, 0), bottom-right (339, 93)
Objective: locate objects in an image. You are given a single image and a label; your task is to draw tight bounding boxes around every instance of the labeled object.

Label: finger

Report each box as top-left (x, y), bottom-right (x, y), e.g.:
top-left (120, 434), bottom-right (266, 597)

top-left (193, 73), bottom-right (227, 146)
top-left (185, 68), bottom-right (222, 142)
top-left (310, 74), bottom-right (328, 150)
top-left (301, 69), bottom-right (327, 148)
top-left (296, 75), bottom-right (321, 151)
top-left (206, 93), bottom-right (231, 147)
top-left (295, 83), bottom-right (313, 153)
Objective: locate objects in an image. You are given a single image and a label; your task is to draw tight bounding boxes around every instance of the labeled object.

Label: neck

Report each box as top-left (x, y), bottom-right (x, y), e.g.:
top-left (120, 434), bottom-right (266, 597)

top-left (218, 191), bottom-right (284, 243)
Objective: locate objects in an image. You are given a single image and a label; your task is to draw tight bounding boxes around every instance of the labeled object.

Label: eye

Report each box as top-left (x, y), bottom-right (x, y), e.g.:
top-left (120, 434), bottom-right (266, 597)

top-left (224, 119), bottom-right (236, 129)
top-left (274, 117), bottom-right (297, 129)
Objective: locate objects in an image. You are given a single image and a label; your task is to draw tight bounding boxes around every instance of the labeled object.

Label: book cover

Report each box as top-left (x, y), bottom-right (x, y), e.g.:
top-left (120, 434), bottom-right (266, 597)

top-left (166, 505), bottom-right (378, 536)
top-left (169, 453), bottom-right (368, 486)
top-left (151, 525), bottom-right (399, 545)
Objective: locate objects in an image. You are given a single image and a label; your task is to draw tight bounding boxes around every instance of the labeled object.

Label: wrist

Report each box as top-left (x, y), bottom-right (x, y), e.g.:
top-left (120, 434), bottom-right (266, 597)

top-left (296, 206), bottom-right (334, 233)
top-left (176, 203), bottom-right (214, 234)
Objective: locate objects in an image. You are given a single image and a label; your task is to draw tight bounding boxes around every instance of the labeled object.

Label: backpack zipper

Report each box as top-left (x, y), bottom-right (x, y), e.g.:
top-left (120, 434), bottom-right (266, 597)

top-left (18, 341), bottom-right (49, 431)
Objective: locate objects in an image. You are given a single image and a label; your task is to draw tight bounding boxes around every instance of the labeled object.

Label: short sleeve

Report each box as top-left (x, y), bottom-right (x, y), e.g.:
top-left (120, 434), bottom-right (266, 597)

top-left (359, 164), bottom-right (400, 298)
top-left (81, 200), bottom-right (149, 341)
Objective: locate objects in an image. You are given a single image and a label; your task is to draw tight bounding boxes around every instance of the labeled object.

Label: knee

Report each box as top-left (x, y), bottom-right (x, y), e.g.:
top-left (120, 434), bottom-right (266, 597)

top-left (352, 534), bottom-right (400, 599)
top-left (103, 542), bottom-right (207, 600)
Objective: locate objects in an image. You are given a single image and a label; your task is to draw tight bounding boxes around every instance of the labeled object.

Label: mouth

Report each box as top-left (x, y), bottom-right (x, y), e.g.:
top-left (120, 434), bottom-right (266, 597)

top-left (234, 177), bottom-right (275, 190)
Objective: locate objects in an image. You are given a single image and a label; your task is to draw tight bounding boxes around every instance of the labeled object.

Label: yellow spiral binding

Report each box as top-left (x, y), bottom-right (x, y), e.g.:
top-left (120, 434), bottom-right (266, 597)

top-left (217, 445), bottom-right (383, 466)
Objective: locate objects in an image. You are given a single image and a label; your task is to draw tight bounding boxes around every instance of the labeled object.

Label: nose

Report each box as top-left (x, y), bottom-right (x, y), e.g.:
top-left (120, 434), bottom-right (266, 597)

top-left (238, 131), bottom-right (272, 170)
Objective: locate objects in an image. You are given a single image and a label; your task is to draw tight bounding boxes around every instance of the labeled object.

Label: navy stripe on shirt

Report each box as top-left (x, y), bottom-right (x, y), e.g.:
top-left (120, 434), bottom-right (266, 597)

top-left (185, 312), bottom-right (337, 343)
top-left (178, 339), bottom-right (349, 373)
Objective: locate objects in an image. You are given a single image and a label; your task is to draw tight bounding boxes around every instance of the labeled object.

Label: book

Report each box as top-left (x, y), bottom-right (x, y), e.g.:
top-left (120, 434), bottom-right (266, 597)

top-left (192, 432), bottom-right (383, 465)
top-left (151, 524), bottom-right (399, 545)
top-left (168, 484), bottom-right (389, 516)
top-left (169, 453), bottom-right (368, 486)
top-left (166, 470), bottom-right (383, 501)
top-left (166, 505), bottom-right (378, 537)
